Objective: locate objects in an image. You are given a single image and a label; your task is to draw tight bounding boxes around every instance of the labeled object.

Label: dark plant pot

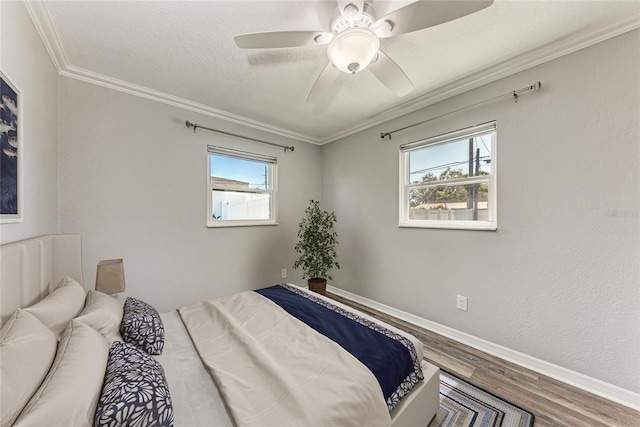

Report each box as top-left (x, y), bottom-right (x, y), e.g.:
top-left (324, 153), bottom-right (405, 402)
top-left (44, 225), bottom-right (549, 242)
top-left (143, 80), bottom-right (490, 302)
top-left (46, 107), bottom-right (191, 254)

top-left (308, 278), bottom-right (327, 295)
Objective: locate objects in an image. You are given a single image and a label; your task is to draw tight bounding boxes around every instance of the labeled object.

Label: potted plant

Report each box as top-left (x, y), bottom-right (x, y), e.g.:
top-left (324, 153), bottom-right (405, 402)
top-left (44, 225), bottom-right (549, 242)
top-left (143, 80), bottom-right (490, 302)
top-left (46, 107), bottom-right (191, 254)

top-left (293, 200), bottom-right (340, 295)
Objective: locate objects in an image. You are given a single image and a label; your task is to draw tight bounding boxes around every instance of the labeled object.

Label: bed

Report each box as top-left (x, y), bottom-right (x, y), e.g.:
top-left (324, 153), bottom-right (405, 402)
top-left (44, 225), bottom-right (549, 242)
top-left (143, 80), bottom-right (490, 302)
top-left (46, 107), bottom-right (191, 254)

top-left (0, 234), bottom-right (439, 427)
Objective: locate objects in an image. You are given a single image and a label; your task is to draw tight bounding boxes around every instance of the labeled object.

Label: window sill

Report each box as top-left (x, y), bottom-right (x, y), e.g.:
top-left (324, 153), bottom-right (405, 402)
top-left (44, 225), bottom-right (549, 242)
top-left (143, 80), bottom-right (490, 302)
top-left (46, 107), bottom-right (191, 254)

top-left (207, 220), bottom-right (278, 228)
top-left (398, 220), bottom-right (497, 231)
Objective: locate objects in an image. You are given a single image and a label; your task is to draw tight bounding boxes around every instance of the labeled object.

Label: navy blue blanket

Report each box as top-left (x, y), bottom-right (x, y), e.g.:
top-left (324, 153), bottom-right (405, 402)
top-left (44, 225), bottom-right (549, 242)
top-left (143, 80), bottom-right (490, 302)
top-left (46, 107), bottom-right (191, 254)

top-left (255, 284), bottom-right (423, 411)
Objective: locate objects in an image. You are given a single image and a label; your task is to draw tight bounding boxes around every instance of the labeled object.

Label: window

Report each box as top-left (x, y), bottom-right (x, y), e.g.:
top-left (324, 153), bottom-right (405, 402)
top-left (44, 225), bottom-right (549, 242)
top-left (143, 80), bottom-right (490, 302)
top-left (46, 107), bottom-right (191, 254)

top-left (399, 122), bottom-right (496, 230)
top-left (207, 146), bottom-right (277, 227)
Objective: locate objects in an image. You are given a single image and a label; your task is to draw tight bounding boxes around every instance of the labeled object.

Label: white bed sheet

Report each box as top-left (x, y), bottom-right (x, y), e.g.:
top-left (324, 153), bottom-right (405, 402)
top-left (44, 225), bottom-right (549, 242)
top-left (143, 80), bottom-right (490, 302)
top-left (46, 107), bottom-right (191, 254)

top-left (156, 311), bottom-right (233, 427)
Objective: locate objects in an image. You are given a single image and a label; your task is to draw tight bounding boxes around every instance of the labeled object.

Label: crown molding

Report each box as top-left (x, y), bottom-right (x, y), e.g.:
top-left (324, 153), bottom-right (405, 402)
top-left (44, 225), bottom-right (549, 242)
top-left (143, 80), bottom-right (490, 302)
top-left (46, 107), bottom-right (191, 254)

top-left (327, 285), bottom-right (640, 411)
top-left (23, 1), bottom-right (321, 146)
top-left (25, 1), bottom-right (640, 146)
top-left (24, 1), bottom-right (67, 74)
top-left (321, 11), bottom-right (640, 144)
top-left (59, 64), bottom-right (320, 145)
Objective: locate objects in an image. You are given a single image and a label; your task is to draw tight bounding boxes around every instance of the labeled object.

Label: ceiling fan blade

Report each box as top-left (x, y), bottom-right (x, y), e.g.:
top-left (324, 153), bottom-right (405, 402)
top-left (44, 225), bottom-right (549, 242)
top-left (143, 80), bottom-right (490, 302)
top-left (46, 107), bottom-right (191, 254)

top-left (375, 0), bottom-right (494, 38)
top-left (337, 0), bottom-right (365, 21)
top-left (307, 63), bottom-right (341, 104)
top-left (235, 31), bottom-right (332, 49)
top-left (368, 50), bottom-right (413, 97)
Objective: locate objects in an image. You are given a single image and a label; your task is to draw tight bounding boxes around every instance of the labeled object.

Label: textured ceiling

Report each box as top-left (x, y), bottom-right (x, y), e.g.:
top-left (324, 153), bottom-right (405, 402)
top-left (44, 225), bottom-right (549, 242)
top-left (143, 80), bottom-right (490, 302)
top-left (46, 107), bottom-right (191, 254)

top-left (27, 1), bottom-right (640, 144)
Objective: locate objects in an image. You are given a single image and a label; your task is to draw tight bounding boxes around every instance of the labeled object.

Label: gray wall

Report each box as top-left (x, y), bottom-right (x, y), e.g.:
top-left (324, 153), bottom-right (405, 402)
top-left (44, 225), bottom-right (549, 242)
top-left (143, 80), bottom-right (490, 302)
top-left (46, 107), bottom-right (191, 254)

top-left (58, 78), bottom-right (321, 312)
top-left (320, 30), bottom-right (639, 393)
top-left (0, 2), bottom-right (59, 244)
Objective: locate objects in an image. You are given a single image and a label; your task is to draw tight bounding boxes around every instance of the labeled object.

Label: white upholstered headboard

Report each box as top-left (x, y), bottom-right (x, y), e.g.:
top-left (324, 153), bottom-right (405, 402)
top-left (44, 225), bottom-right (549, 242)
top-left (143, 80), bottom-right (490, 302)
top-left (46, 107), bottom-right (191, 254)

top-left (0, 234), bottom-right (83, 325)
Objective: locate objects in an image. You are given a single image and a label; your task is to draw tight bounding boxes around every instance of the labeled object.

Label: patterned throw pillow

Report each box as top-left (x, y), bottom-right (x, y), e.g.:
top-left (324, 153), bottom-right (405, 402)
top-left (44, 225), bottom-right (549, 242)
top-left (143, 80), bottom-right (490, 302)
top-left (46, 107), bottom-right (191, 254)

top-left (120, 297), bottom-right (164, 355)
top-left (95, 341), bottom-right (174, 427)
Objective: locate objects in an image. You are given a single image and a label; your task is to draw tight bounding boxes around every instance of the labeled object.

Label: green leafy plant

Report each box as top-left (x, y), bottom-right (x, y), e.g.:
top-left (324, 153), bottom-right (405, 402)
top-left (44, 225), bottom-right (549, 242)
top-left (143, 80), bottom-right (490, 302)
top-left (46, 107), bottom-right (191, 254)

top-left (293, 200), bottom-right (340, 280)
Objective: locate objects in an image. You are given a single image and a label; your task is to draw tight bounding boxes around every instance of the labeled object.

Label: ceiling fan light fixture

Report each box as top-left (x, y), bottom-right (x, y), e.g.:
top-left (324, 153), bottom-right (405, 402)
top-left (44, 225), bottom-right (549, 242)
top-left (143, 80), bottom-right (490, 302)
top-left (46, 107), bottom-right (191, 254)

top-left (327, 28), bottom-right (380, 74)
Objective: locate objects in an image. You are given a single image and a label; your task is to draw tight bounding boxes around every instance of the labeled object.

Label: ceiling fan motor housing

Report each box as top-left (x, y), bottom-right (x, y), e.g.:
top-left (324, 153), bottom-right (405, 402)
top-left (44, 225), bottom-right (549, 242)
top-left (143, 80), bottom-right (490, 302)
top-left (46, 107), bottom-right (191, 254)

top-left (330, 2), bottom-right (377, 34)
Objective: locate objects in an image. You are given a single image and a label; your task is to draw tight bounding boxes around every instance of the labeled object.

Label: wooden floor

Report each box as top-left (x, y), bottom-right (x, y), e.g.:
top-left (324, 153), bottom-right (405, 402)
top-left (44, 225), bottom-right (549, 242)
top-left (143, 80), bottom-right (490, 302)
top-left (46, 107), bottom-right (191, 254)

top-left (327, 292), bottom-right (640, 427)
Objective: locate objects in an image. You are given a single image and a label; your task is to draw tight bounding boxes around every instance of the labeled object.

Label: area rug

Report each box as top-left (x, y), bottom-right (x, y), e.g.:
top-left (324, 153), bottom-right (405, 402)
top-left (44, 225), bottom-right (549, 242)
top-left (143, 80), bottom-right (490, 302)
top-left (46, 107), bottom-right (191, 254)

top-left (428, 370), bottom-right (535, 427)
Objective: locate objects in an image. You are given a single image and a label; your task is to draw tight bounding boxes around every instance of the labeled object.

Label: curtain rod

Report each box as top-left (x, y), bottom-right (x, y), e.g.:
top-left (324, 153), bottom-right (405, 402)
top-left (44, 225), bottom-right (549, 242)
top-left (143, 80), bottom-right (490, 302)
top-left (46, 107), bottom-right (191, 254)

top-left (380, 81), bottom-right (542, 140)
top-left (185, 121), bottom-right (295, 152)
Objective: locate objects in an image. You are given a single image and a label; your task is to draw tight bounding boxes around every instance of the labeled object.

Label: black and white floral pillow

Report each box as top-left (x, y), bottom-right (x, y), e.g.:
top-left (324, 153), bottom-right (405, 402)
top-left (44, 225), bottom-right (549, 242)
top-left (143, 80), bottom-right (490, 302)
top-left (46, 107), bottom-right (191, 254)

top-left (95, 341), bottom-right (174, 427)
top-left (120, 297), bottom-right (164, 355)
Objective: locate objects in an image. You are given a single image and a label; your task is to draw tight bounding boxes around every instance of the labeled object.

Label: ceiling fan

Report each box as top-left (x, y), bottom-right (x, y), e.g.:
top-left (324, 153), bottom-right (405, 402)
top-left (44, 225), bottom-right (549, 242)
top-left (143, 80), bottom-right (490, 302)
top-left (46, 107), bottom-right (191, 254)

top-left (234, 0), bottom-right (494, 103)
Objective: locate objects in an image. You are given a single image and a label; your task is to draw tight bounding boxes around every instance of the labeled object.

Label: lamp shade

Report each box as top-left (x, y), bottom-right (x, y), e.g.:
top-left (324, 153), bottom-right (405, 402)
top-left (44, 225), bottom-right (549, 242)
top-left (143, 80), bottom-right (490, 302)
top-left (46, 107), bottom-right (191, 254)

top-left (95, 259), bottom-right (126, 295)
top-left (327, 28), bottom-right (379, 74)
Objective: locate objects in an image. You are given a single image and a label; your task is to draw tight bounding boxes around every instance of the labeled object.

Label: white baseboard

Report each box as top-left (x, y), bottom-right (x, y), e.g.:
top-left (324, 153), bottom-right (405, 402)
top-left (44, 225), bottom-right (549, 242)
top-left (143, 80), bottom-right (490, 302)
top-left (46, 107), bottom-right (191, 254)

top-left (327, 285), bottom-right (640, 411)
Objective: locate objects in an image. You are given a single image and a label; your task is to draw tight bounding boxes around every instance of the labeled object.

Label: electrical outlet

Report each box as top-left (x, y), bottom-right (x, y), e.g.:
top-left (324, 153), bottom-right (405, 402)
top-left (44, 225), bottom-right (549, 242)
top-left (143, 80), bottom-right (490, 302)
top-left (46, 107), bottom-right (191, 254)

top-left (456, 295), bottom-right (468, 311)
top-left (281, 268), bottom-right (287, 279)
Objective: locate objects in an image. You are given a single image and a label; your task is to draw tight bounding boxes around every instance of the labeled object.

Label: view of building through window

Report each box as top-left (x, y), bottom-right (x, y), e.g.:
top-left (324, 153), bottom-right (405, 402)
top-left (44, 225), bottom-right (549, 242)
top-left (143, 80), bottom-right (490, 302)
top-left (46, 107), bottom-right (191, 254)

top-left (208, 148), bottom-right (276, 225)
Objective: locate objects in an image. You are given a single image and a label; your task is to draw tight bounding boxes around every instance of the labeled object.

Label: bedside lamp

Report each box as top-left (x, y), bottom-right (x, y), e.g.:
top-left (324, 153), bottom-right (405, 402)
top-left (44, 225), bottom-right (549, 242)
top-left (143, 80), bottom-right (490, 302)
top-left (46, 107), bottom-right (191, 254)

top-left (96, 259), bottom-right (126, 296)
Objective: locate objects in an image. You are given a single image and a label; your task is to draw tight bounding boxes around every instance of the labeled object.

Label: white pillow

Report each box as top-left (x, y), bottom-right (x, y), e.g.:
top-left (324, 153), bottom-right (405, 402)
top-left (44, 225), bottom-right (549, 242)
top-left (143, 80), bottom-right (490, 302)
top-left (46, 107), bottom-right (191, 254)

top-left (75, 290), bottom-right (124, 346)
top-left (23, 276), bottom-right (86, 339)
top-left (14, 320), bottom-right (109, 427)
top-left (0, 310), bottom-right (58, 427)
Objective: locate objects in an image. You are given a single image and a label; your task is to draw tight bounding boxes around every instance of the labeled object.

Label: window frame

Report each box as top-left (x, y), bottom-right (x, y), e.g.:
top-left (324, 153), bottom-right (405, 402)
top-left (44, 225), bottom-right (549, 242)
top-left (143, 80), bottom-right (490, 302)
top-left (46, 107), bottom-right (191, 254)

top-left (399, 122), bottom-right (497, 230)
top-left (207, 145), bottom-right (278, 228)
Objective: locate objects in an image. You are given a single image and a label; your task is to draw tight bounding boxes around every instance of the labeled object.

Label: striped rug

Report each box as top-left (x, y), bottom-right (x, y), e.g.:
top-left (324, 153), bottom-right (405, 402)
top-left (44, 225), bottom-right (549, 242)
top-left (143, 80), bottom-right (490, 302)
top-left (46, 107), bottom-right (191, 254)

top-left (428, 370), bottom-right (534, 427)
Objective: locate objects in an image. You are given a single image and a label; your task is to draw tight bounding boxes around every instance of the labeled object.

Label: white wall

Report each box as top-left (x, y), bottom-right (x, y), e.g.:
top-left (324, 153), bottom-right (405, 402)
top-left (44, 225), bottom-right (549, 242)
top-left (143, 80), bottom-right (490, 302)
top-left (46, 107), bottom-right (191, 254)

top-left (0, 2), bottom-right (59, 244)
top-left (58, 78), bottom-right (321, 312)
top-left (321, 30), bottom-right (640, 393)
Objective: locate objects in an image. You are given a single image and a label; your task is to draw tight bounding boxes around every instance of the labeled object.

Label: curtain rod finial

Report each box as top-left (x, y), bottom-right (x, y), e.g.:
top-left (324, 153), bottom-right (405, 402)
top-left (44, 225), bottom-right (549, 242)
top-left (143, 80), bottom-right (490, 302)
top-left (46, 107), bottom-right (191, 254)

top-left (186, 120), bottom-right (198, 133)
top-left (380, 132), bottom-right (391, 140)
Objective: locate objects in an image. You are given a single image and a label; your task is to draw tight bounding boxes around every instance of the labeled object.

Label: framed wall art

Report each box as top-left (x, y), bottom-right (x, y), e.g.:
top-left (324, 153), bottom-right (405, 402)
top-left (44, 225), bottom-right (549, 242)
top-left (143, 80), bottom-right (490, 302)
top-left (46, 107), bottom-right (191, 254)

top-left (1, 70), bottom-right (22, 223)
